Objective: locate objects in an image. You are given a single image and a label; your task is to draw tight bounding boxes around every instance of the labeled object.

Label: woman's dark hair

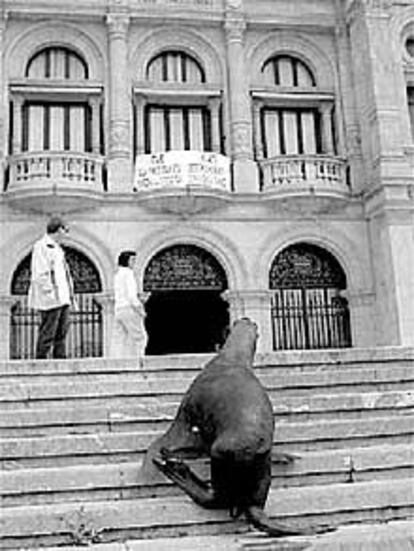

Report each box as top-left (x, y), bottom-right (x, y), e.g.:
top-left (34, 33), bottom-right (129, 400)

top-left (118, 250), bottom-right (136, 267)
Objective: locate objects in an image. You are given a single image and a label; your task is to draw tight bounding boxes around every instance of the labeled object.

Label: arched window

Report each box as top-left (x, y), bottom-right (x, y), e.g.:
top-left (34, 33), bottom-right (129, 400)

top-left (259, 55), bottom-right (322, 157)
top-left (142, 51), bottom-right (214, 154)
top-left (269, 243), bottom-right (351, 350)
top-left (10, 247), bottom-right (103, 359)
top-left (147, 51), bottom-right (205, 83)
top-left (26, 47), bottom-right (89, 80)
top-left (19, 47), bottom-right (93, 153)
top-left (261, 55), bottom-right (316, 88)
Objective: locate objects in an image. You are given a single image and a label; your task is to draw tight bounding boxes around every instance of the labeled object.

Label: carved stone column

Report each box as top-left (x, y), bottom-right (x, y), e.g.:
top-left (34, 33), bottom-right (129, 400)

top-left (0, 13), bottom-right (7, 191)
top-left (222, 289), bottom-right (273, 353)
top-left (0, 296), bottom-right (14, 360)
top-left (12, 95), bottom-right (23, 155)
top-left (208, 97), bottom-right (221, 153)
top-left (134, 93), bottom-right (147, 156)
top-left (106, 12), bottom-right (132, 192)
top-left (252, 99), bottom-right (264, 161)
top-left (224, 1), bottom-right (259, 192)
top-left (320, 102), bottom-right (334, 155)
top-left (89, 96), bottom-right (101, 155)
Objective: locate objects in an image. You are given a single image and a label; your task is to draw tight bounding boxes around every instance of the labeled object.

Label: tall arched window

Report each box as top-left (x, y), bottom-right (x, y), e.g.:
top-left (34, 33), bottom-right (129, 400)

top-left (21, 47), bottom-right (92, 153)
top-left (140, 51), bottom-right (216, 154)
top-left (10, 247), bottom-right (103, 359)
top-left (260, 55), bottom-right (322, 157)
top-left (269, 243), bottom-right (351, 350)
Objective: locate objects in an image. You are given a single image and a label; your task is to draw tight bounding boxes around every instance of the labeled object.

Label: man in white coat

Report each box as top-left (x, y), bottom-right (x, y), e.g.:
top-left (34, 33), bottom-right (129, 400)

top-left (28, 216), bottom-right (74, 359)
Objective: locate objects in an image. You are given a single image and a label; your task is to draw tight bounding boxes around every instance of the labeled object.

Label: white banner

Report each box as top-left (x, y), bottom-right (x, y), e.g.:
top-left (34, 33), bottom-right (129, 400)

top-left (134, 151), bottom-right (231, 192)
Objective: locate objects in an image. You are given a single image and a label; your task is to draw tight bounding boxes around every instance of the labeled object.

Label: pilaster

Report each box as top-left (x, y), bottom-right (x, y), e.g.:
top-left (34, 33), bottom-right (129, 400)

top-left (224, 0), bottom-right (259, 193)
top-left (347, 0), bottom-right (412, 184)
top-left (134, 93), bottom-right (147, 156)
top-left (0, 11), bottom-right (6, 191)
top-left (346, 290), bottom-right (376, 347)
top-left (106, 10), bottom-right (132, 192)
top-left (89, 95), bottom-right (101, 155)
top-left (0, 295), bottom-right (14, 360)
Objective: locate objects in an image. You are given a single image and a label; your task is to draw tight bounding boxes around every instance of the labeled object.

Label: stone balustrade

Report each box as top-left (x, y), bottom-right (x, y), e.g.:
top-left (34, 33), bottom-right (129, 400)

top-left (261, 155), bottom-right (349, 197)
top-left (8, 151), bottom-right (104, 191)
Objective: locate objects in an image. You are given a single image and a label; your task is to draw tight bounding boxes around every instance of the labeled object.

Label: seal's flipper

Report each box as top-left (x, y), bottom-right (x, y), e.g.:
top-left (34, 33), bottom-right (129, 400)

top-left (153, 455), bottom-right (222, 509)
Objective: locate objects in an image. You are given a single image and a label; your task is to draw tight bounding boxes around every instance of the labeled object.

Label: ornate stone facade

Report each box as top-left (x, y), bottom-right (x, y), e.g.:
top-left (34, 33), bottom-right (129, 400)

top-left (0, 0), bottom-right (413, 358)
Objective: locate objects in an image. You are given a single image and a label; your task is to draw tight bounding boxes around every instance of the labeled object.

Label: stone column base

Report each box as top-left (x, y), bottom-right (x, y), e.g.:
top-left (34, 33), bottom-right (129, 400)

top-left (107, 158), bottom-right (133, 193)
top-left (223, 290), bottom-right (273, 353)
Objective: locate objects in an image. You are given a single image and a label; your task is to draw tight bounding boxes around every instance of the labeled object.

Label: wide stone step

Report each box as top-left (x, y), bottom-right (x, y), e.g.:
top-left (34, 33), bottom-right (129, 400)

top-left (2, 346), bottom-right (413, 379)
top-left (28, 520), bottom-right (414, 551)
top-left (1, 390), bottom-right (413, 438)
top-left (2, 415), bottom-right (413, 469)
top-left (1, 478), bottom-right (412, 548)
top-left (2, 366), bottom-right (412, 409)
top-left (2, 444), bottom-right (412, 507)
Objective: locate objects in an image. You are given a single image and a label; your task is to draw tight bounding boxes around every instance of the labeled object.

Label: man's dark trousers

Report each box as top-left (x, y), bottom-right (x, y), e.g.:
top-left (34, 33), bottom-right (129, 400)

top-left (36, 305), bottom-right (70, 359)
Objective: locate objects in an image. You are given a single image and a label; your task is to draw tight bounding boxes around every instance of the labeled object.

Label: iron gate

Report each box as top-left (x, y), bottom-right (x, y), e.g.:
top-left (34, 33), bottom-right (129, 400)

top-left (269, 243), bottom-right (351, 350)
top-left (10, 247), bottom-right (103, 359)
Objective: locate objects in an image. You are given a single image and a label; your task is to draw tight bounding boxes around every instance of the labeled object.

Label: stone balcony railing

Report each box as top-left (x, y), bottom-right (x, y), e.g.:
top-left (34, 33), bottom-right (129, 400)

top-left (5, 151), bottom-right (105, 213)
top-left (261, 155), bottom-right (349, 197)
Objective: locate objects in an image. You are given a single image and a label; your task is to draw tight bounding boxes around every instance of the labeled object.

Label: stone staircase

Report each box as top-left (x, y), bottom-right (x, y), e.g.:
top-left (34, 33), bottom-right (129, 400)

top-left (1, 347), bottom-right (414, 549)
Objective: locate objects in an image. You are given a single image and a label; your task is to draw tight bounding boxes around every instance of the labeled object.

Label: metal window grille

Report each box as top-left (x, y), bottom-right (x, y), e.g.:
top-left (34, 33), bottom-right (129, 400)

top-left (10, 294), bottom-right (103, 360)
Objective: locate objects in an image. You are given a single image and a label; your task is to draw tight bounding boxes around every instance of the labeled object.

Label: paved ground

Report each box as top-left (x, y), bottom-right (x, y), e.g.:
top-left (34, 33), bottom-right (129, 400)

top-left (37, 519), bottom-right (414, 550)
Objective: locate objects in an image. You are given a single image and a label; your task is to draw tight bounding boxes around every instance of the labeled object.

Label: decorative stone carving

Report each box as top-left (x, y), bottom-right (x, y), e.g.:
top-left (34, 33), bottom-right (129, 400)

top-left (106, 13), bottom-right (129, 38)
top-left (224, 17), bottom-right (246, 43)
top-left (109, 120), bottom-right (130, 155)
top-left (232, 121), bottom-right (251, 158)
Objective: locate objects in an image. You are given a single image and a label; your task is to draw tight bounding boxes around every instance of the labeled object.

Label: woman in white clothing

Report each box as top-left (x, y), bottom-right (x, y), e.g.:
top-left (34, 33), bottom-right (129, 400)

top-left (111, 250), bottom-right (148, 359)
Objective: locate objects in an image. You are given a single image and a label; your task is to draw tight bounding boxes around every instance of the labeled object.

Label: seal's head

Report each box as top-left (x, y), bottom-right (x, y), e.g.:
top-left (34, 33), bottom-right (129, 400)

top-left (218, 317), bottom-right (258, 367)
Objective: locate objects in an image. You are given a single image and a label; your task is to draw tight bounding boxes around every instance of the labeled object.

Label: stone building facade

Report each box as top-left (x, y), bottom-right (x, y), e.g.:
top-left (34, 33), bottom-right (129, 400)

top-left (0, 0), bottom-right (413, 359)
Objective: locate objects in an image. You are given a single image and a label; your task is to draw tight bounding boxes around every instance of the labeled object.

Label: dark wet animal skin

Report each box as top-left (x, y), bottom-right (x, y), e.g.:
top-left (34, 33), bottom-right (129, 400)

top-left (142, 318), bottom-right (333, 537)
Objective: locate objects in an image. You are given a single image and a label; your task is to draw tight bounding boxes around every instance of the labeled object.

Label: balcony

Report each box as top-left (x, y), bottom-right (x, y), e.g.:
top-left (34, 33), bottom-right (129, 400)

top-left (260, 155), bottom-right (350, 213)
top-left (133, 151), bottom-right (232, 215)
top-left (5, 152), bottom-right (105, 213)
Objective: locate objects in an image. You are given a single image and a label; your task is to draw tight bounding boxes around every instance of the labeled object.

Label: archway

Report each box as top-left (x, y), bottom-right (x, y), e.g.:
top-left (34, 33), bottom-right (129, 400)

top-left (143, 244), bottom-right (229, 354)
top-left (269, 243), bottom-right (351, 350)
top-left (10, 247), bottom-right (103, 359)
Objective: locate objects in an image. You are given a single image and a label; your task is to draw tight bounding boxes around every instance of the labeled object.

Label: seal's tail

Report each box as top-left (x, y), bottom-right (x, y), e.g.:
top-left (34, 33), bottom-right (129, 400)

top-left (245, 506), bottom-right (334, 537)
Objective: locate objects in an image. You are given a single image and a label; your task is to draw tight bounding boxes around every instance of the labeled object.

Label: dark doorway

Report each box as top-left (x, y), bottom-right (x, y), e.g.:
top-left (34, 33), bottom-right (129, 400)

top-left (143, 244), bottom-right (229, 355)
top-left (145, 290), bottom-right (229, 355)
